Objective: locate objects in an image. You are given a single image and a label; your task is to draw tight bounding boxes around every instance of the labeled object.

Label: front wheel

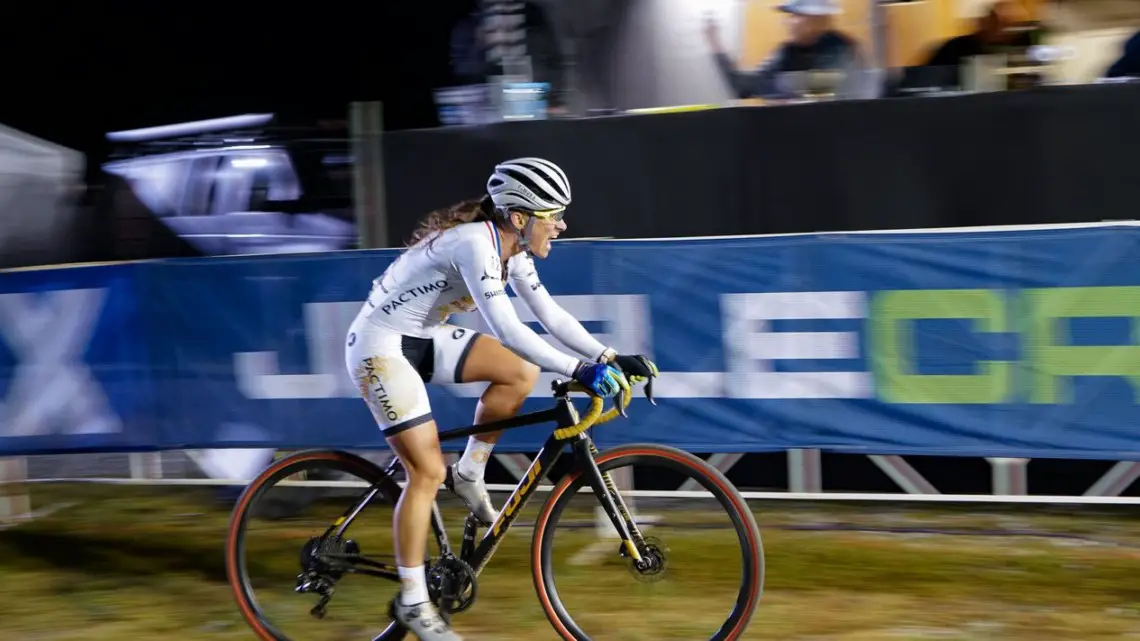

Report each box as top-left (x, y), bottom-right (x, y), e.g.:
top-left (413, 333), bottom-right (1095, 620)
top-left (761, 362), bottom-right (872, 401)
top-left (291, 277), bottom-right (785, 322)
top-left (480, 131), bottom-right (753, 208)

top-left (531, 443), bottom-right (764, 641)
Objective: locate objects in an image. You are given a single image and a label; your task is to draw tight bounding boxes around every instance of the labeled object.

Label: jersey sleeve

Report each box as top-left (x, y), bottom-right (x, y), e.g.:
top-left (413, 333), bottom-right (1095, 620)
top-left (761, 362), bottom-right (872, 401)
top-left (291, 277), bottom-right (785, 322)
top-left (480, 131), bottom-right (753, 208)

top-left (452, 236), bottom-right (582, 377)
top-left (507, 255), bottom-right (609, 362)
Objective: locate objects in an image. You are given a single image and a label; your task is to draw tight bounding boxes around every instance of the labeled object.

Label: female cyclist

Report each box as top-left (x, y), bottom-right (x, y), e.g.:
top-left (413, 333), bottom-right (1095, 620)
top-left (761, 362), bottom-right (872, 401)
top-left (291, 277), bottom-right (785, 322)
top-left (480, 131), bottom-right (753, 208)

top-left (344, 157), bottom-right (659, 640)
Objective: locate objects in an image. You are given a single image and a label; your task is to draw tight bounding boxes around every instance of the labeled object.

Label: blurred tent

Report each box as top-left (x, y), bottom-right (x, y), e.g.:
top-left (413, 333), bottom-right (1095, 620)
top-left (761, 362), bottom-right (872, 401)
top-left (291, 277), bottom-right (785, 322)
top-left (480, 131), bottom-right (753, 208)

top-left (0, 123), bottom-right (86, 269)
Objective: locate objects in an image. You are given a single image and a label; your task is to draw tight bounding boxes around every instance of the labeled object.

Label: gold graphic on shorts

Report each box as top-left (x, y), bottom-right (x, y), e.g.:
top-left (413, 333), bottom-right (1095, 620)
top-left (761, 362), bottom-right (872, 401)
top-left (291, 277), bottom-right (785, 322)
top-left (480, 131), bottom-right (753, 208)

top-left (354, 356), bottom-right (404, 424)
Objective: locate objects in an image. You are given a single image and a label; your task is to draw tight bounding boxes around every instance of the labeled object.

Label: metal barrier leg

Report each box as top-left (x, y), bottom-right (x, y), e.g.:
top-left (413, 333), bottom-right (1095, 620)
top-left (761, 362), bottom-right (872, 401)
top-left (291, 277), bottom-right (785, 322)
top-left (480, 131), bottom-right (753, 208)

top-left (789, 448), bottom-right (823, 492)
top-left (987, 457), bottom-right (1028, 495)
top-left (1084, 461), bottom-right (1140, 497)
top-left (869, 455), bottom-right (940, 494)
top-left (0, 457), bottom-right (29, 523)
top-left (130, 453), bottom-right (163, 480)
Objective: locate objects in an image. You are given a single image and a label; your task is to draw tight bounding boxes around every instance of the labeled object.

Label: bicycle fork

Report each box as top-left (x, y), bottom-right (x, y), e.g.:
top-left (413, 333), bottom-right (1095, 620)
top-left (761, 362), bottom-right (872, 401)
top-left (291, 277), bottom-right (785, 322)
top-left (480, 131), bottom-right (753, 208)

top-left (573, 435), bottom-right (648, 562)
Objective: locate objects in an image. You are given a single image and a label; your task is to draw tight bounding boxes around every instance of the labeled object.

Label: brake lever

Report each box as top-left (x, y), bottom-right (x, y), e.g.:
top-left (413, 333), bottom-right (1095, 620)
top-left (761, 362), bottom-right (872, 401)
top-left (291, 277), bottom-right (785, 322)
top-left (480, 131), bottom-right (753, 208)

top-left (645, 376), bottom-right (657, 406)
top-left (617, 387), bottom-right (629, 419)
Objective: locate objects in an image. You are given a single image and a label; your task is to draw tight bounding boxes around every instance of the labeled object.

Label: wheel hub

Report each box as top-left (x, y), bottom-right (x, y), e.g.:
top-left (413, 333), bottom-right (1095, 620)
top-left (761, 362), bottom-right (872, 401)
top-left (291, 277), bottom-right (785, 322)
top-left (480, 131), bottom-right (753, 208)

top-left (623, 536), bottom-right (669, 583)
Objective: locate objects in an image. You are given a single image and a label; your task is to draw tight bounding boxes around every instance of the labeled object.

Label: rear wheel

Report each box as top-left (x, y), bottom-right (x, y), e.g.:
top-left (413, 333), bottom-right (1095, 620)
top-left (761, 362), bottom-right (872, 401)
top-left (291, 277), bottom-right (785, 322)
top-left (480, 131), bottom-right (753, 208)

top-left (225, 449), bottom-right (414, 641)
top-left (532, 443), bottom-right (764, 640)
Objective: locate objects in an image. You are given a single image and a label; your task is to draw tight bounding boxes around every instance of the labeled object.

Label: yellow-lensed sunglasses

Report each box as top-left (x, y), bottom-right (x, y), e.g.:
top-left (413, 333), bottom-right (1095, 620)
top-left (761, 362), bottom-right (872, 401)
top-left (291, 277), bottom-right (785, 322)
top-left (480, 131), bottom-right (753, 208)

top-left (530, 207), bottom-right (566, 221)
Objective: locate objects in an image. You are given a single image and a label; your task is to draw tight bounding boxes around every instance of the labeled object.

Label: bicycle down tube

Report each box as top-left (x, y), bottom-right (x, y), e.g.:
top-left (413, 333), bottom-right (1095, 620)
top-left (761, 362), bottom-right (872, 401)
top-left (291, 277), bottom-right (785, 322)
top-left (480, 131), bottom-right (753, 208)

top-left (465, 430), bottom-right (569, 575)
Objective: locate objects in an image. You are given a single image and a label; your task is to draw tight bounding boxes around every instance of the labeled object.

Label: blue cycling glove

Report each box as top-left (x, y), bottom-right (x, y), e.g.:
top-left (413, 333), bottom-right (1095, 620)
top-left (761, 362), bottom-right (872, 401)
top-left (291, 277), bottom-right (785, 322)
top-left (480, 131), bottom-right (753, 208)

top-left (573, 362), bottom-right (629, 398)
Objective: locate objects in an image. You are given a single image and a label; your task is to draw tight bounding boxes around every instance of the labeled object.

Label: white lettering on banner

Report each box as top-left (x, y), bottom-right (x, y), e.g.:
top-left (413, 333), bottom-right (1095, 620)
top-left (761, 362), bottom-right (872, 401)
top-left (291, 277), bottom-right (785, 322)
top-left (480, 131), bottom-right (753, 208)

top-left (0, 289), bottom-right (122, 437)
top-left (721, 291), bottom-right (872, 399)
top-left (234, 301), bottom-right (358, 399)
top-left (233, 295), bottom-right (651, 400)
top-left (233, 292), bottom-right (881, 401)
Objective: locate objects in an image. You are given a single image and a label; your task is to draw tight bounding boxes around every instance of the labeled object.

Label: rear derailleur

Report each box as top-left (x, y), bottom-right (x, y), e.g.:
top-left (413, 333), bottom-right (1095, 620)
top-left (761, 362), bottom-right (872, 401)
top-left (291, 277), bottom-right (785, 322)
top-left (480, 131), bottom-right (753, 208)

top-left (296, 535), bottom-right (360, 619)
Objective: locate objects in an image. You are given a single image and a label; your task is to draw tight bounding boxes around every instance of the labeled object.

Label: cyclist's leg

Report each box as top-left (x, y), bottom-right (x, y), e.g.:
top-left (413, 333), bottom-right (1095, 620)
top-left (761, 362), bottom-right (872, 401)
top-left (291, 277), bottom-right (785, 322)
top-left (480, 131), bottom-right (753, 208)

top-left (346, 324), bottom-right (461, 640)
top-left (388, 427), bottom-right (462, 640)
top-left (458, 332), bottom-right (540, 446)
top-left (386, 422), bottom-right (446, 586)
top-left (425, 324), bottom-right (538, 522)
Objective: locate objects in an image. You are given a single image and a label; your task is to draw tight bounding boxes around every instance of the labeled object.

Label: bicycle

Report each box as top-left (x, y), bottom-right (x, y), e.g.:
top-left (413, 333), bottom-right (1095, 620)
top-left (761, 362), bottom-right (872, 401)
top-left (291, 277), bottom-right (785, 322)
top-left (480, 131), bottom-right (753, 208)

top-left (225, 378), bottom-right (764, 640)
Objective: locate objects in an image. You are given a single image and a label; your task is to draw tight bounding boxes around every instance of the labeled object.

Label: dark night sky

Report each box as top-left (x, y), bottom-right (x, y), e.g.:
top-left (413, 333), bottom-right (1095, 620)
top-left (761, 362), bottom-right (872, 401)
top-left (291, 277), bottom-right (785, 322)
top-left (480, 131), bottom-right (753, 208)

top-left (0, 1), bottom-right (476, 162)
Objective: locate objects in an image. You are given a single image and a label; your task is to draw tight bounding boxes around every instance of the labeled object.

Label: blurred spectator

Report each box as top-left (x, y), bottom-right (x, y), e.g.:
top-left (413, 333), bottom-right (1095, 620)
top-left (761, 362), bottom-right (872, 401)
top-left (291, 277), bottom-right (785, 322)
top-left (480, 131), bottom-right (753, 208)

top-left (920, 0), bottom-right (1035, 83)
top-left (1105, 29), bottom-right (1140, 78)
top-left (704, 0), bottom-right (862, 100)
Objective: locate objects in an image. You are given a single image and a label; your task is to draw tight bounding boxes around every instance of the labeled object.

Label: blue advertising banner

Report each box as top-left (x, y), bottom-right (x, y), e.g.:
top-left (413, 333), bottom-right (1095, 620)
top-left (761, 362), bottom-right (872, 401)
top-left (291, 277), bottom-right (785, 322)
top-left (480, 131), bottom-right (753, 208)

top-left (3, 223), bottom-right (1140, 460)
top-left (0, 262), bottom-right (157, 454)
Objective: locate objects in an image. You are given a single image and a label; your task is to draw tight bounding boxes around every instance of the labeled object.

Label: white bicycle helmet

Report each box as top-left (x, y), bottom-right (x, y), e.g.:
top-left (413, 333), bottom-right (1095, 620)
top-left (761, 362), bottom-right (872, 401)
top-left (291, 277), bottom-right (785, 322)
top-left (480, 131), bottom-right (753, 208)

top-left (486, 157), bottom-right (572, 213)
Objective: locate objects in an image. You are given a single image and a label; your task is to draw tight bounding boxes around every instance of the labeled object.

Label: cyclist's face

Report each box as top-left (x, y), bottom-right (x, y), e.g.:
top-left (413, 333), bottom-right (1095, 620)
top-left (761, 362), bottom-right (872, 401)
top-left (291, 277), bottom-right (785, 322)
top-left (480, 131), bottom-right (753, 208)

top-left (527, 213), bottom-right (567, 259)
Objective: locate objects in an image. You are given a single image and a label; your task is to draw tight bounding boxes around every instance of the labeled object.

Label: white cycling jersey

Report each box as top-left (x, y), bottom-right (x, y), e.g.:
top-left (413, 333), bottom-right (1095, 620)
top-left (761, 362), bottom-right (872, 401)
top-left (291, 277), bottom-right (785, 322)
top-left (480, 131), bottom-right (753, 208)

top-left (358, 221), bottom-right (607, 377)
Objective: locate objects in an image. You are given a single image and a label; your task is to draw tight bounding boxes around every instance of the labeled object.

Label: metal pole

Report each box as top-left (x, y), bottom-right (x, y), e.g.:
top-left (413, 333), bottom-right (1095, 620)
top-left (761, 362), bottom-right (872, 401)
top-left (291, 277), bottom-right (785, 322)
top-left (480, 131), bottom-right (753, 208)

top-left (349, 101), bottom-right (389, 249)
top-left (870, 0), bottom-right (888, 71)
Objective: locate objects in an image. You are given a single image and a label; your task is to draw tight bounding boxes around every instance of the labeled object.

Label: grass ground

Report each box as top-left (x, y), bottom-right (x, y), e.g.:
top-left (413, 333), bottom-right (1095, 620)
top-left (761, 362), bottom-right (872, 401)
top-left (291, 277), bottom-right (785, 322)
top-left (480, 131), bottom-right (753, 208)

top-left (2, 484), bottom-right (1140, 640)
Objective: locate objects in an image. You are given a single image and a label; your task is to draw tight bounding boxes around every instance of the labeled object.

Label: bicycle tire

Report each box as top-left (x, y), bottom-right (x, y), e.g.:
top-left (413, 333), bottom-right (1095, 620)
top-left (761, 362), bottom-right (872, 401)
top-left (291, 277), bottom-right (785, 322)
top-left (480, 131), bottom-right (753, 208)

top-left (531, 443), bottom-right (764, 641)
top-left (224, 448), bottom-right (409, 641)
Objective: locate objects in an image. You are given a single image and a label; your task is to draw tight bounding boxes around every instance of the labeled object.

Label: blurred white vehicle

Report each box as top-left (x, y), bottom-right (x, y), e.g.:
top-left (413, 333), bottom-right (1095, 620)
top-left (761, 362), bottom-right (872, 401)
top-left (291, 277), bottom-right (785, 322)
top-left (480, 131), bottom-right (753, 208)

top-left (103, 114), bottom-right (357, 256)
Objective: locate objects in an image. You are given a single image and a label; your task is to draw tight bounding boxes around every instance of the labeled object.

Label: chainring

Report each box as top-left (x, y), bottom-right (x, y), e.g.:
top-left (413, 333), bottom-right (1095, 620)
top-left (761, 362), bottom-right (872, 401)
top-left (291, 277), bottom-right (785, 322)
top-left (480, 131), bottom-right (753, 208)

top-left (428, 555), bottom-right (479, 614)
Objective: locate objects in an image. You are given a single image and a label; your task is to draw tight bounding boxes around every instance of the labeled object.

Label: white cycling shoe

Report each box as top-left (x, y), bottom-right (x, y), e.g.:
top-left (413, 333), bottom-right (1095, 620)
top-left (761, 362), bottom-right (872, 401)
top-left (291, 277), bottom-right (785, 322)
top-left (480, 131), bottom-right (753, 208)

top-left (445, 465), bottom-right (499, 526)
top-left (393, 599), bottom-right (464, 641)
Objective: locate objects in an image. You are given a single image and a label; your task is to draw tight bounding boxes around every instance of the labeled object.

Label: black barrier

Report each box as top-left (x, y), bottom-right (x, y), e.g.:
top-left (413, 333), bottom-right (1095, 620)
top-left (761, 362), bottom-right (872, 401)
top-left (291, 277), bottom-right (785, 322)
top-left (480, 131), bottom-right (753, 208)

top-left (381, 82), bottom-right (1140, 245)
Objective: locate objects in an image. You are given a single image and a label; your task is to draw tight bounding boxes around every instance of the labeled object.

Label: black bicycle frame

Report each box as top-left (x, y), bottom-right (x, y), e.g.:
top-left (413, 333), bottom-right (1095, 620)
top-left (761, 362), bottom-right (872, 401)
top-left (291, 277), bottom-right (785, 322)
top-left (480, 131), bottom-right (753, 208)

top-left (317, 382), bottom-right (646, 580)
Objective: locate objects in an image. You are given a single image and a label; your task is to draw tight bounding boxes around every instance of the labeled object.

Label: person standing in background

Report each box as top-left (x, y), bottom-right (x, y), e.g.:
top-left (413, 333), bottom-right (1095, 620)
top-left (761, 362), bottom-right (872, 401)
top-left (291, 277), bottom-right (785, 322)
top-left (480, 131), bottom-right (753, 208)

top-left (704, 0), bottom-right (862, 100)
top-left (1105, 29), bottom-right (1140, 78)
top-left (919, 0), bottom-right (1034, 81)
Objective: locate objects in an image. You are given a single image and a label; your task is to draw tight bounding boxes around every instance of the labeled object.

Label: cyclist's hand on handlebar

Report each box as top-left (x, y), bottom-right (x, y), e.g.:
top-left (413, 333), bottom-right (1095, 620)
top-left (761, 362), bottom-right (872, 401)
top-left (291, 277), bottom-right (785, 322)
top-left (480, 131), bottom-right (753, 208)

top-left (611, 354), bottom-right (659, 385)
top-left (573, 362), bottom-right (630, 398)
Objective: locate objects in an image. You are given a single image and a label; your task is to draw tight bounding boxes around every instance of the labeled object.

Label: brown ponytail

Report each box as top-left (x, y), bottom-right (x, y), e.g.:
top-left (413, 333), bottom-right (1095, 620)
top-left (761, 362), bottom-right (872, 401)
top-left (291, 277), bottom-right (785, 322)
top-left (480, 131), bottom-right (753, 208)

top-left (407, 194), bottom-right (498, 249)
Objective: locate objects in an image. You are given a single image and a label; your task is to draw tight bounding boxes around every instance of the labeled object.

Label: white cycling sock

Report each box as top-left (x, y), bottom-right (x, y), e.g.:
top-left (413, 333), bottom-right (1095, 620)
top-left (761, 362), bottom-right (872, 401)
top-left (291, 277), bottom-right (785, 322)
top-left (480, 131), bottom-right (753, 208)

top-left (457, 436), bottom-right (495, 481)
top-left (398, 564), bottom-right (430, 605)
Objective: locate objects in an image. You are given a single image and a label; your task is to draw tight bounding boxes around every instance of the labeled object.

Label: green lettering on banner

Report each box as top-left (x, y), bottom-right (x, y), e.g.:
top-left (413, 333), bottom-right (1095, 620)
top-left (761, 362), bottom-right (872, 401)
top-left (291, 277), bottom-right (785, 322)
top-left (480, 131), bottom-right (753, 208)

top-left (871, 289), bottom-right (1009, 404)
top-left (1024, 286), bottom-right (1140, 404)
